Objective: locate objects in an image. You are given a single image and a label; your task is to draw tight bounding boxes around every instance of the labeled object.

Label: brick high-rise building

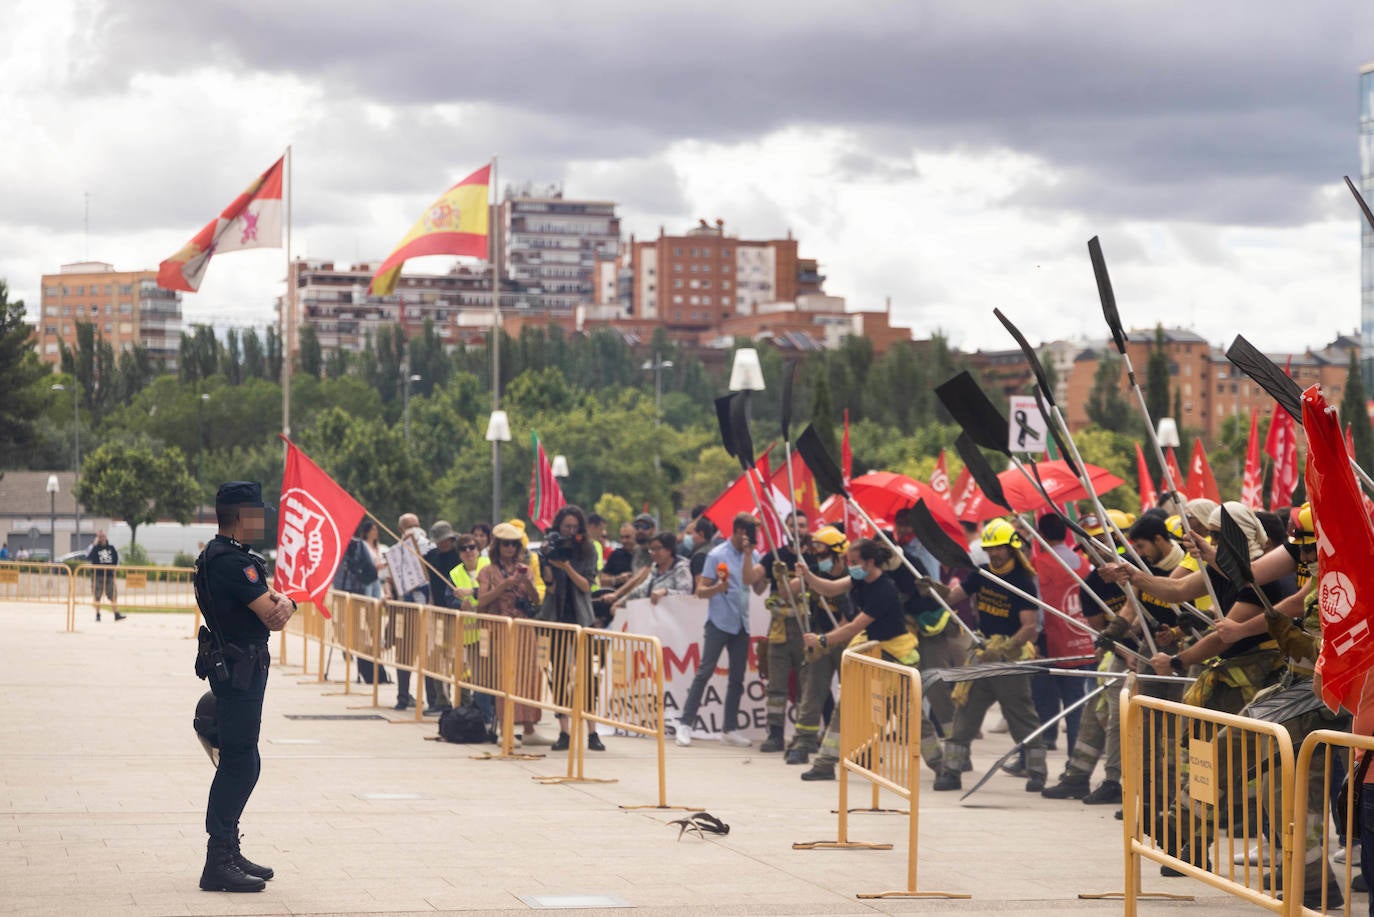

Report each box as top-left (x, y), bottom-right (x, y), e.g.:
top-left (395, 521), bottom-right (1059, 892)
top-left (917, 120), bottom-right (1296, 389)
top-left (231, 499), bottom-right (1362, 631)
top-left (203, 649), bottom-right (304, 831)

top-left (35, 262), bottom-right (182, 368)
top-left (624, 220), bottom-right (816, 331)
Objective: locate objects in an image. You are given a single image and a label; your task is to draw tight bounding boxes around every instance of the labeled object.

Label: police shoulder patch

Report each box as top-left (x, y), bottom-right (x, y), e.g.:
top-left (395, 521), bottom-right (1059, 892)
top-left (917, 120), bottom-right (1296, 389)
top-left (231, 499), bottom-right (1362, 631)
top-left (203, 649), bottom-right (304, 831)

top-left (244, 565), bottom-right (260, 583)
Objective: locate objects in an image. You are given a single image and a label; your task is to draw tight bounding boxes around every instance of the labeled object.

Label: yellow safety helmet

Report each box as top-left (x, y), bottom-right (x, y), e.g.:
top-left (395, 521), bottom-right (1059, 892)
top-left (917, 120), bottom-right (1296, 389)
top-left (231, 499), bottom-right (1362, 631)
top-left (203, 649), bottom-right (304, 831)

top-left (1165, 514), bottom-right (1185, 540)
top-left (811, 526), bottom-right (849, 555)
top-left (1288, 503), bottom-right (1316, 546)
top-left (980, 518), bottom-right (1022, 550)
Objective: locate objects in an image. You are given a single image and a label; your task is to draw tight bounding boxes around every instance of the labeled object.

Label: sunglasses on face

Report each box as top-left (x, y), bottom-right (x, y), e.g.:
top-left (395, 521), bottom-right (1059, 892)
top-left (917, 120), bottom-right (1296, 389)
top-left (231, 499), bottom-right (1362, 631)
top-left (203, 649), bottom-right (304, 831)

top-left (633, 522), bottom-right (653, 530)
top-left (459, 544), bottom-right (478, 552)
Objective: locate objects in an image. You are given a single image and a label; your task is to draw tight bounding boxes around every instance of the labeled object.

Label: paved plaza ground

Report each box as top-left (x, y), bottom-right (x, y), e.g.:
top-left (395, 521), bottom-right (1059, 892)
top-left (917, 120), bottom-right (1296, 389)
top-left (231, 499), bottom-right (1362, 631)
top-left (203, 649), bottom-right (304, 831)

top-left (0, 603), bottom-right (1328, 915)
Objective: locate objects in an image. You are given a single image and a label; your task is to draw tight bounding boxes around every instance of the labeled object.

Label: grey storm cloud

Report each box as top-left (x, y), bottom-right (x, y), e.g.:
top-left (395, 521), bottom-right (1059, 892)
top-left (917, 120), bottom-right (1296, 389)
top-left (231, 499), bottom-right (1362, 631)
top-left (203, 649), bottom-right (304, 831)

top-left (77, 0), bottom-right (1374, 228)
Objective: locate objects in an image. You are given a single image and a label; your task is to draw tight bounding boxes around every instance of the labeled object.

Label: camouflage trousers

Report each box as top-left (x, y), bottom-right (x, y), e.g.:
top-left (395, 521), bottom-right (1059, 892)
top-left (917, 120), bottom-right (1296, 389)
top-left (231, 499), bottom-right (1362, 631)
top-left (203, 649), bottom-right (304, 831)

top-left (815, 650), bottom-right (943, 773)
top-left (1060, 654), bottom-right (1126, 784)
top-left (765, 616), bottom-right (806, 730)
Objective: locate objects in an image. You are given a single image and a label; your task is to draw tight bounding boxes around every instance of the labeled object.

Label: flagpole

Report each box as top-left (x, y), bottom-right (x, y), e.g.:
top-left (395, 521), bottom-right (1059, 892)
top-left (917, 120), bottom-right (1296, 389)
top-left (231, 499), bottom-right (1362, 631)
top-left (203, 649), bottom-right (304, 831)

top-left (283, 144), bottom-right (293, 442)
top-left (489, 155), bottom-right (502, 525)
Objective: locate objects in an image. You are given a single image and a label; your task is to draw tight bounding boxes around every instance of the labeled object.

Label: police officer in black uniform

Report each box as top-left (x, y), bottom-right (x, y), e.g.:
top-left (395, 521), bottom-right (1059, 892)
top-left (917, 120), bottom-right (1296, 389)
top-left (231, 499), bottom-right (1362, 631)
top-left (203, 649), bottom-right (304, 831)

top-left (195, 482), bottom-right (296, 893)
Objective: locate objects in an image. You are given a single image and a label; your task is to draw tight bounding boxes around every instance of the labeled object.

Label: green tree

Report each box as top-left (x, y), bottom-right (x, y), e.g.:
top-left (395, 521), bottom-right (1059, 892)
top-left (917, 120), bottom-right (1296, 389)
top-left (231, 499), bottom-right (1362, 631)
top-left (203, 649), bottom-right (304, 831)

top-left (298, 324), bottom-right (323, 380)
top-left (242, 327), bottom-right (266, 380)
top-left (593, 493), bottom-right (634, 530)
top-left (1343, 349), bottom-right (1374, 475)
top-left (1145, 324), bottom-right (1171, 428)
top-left (77, 441), bottom-right (197, 545)
top-left (59, 322), bottom-right (118, 425)
top-left (265, 325), bottom-right (282, 383)
top-left (1085, 351), bottom-right (1132, 433)
top-left (0, 280), bottom-right (49, 468)
top-left (224, 328), bottom-right (243, 385)
top-left (676, 445), bottom-right (742, 512)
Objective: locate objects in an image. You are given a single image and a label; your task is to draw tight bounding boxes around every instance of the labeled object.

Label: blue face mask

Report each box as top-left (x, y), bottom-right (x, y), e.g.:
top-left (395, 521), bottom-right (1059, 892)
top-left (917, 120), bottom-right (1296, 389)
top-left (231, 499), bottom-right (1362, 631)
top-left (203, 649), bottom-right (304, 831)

top-left (817, 557), bottom-right (834, 573)
top-left (848, 565), bottom-right (867, 581)
top-left (681, 534), bottom-right (694, 551)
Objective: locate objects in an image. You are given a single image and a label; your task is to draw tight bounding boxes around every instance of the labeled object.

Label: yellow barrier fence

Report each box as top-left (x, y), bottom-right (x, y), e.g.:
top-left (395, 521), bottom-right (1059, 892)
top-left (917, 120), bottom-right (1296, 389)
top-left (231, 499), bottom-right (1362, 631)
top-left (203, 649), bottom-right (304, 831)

top-left (576, 628), bottom-right (692, 809)
top-left (507, 618), bottom-right (585, 781)
top-left (73, 564), bottom-right (196, 629)
top-left (451, 611), bottom-right (529, 759)
top-left (793, 643), bottom-right (969, 901)
top-left (0, 560), bottom-right (75, 629)
top-left (1288, 728), bottom-right (1371, 916)
top-left (1121, 684), bottom-right (1297, 914)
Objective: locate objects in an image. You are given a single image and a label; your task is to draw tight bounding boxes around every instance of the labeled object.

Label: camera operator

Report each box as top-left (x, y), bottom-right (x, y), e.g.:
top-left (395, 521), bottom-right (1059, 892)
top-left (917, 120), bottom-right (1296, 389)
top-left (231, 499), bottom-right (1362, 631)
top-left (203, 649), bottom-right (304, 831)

top-left (537, 506), bottom-right (603, 751)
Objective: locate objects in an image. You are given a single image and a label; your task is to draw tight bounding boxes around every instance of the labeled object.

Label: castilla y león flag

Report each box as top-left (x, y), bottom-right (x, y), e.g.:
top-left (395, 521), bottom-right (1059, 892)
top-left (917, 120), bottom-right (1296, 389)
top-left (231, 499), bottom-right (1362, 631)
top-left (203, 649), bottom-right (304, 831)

top-left (369, 164), bottom-right (490, 296)
top-left (1303, 384), bottom-right (1374, 713)
top-left (274, 438), bottom-right (366, 616)
top-left (157, 155), bottom-right (284, 292)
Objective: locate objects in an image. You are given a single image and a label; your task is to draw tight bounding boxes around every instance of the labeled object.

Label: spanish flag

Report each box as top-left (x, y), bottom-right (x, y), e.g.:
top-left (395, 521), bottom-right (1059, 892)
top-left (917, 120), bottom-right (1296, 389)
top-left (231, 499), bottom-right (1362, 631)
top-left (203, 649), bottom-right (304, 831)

top-left (369, 164), bottom-right (491, 295)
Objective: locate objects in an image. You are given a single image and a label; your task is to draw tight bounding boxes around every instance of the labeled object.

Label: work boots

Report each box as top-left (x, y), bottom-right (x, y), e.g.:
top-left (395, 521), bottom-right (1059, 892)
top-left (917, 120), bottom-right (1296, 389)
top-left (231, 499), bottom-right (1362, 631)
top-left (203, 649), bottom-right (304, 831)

top-left (1041, 771), bottom-right (1090, 800)
top-left (200, 837), bottom-right (266, 892)
top-left (231, 834), bottom-right (274, 881)
top-left (1024, 745), bottom-right (1048, 793)
top-left (760, 725), bottom-right (785, 753)
top-left (933, 741), bottom-right (968, 791)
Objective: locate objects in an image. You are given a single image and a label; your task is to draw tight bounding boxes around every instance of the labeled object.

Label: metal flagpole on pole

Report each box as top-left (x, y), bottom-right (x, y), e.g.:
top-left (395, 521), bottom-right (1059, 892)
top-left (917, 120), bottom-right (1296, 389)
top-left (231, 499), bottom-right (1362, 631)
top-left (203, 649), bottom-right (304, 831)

top-left (283, 144), bottom-right (293, 442)
top-left (490, 156), bottom-right (501, 525)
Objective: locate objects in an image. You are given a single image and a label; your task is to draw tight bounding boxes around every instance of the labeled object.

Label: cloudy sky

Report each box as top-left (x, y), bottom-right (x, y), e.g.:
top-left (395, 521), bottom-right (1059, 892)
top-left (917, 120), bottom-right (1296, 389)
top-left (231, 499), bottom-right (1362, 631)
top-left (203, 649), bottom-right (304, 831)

top-left (4, 0), bottom-right (1373, 353)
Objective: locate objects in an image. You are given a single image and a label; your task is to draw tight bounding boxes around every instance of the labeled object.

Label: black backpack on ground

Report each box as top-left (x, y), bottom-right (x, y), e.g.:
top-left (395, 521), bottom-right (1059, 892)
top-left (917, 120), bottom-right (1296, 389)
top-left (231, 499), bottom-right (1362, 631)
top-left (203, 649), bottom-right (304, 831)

top-left (438, 704), bottom-right (490, 743)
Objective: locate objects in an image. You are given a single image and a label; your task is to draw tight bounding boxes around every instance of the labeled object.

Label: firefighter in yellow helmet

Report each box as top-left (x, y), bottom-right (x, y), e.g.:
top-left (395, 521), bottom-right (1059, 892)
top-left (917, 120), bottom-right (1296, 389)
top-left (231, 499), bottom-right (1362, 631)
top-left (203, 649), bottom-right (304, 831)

top-left (924, 518), bottom-right (1048, 792)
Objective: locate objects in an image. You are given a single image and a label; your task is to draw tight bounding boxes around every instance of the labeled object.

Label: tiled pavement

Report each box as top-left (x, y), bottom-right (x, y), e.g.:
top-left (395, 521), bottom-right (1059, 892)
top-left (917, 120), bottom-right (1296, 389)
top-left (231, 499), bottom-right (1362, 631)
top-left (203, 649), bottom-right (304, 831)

top-left (0, 604), bottom-right (1313, 915)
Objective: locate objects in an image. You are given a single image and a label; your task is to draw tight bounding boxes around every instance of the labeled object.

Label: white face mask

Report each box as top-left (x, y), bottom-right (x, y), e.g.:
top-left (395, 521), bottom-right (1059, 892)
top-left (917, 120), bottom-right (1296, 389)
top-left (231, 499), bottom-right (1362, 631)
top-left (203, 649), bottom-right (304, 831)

top-left (681, 534), bottom-right (694, 551)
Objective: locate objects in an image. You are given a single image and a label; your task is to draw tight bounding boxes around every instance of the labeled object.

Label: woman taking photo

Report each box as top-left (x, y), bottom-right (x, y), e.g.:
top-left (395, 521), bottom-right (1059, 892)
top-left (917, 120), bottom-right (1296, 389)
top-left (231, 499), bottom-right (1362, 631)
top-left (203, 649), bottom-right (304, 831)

top-left (477, 523), bottom-right (543, 745)
top-left (537, 506), bottom-right (603, 752)
top-left (796, 537), bottom-right (944, 779)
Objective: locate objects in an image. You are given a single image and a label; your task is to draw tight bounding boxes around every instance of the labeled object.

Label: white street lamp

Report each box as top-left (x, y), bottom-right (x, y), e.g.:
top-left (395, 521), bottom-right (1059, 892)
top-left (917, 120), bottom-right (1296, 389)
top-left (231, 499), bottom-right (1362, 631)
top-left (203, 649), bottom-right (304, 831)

top-left (46, 474), bottom-right (59, 558)
top-left (728, 347), bottom-right (766, 392)
top-left (486, 410), bottom-right (512, 523)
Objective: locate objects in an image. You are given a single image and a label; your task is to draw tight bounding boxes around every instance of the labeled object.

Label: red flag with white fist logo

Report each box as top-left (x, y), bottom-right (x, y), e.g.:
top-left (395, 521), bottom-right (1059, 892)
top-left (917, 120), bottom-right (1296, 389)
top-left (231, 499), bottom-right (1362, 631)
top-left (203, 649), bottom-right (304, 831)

top-left (1303, 385), bottom-right (1374, 713)
top-left (273, 438), bottom-right (366, 617)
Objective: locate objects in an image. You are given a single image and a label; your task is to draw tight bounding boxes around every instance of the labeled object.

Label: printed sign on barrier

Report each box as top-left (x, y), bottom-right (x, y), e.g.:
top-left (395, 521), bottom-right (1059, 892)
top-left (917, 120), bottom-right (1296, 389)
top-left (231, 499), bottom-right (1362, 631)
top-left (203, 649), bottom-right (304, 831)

top-left (0, 569), bottom-right (18, 585)
top-left (1188, 737), bottom-right (1219, 806)
top-left (610, 594), bottom-right (770, 740)
top-left (125, 572), bottom-right (147, 589)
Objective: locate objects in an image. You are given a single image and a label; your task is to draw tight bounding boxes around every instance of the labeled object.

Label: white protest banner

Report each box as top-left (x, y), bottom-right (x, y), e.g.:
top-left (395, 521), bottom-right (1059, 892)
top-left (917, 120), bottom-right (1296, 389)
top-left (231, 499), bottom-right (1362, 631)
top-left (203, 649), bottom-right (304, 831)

top-left (609, 593), bottom-right (770, 741)
top-left (385, 535), bottom-right (426, 598)
top-left (1007, 394), bottom-right (1049, 455)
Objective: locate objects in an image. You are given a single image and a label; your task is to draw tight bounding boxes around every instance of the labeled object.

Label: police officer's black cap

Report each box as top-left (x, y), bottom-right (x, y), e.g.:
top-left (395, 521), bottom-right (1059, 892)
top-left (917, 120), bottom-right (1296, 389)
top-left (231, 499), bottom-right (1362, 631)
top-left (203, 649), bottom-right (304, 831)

top-left (215, 481), bottom-right (264, 508)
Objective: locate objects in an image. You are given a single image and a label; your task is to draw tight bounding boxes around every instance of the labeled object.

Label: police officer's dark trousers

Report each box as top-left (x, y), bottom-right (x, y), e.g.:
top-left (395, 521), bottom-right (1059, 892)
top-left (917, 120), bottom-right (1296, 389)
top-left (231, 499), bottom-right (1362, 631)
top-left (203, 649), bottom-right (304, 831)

top-left (206, 644), bottom-right (269, 839)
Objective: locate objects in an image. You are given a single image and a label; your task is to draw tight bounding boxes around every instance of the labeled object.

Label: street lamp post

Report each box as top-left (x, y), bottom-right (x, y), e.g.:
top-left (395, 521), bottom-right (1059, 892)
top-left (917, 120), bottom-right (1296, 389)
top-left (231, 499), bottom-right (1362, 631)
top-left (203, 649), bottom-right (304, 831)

top-left (403, 371), bottom-right (423, 445)
top-left (50, 384), bottom-right (79, 544)
top-left (46, 475), bottom-right (59, 559)
top-left (640, 352), bottom-right (674, 491)
top-left (485, 410), bottom-right (512, 524)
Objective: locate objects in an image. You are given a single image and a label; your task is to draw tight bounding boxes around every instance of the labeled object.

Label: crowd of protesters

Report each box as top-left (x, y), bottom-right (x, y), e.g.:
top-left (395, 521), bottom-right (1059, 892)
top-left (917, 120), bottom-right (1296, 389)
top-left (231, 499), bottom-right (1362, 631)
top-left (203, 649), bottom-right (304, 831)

top-left (327, 489), bottom-right (1369, 910)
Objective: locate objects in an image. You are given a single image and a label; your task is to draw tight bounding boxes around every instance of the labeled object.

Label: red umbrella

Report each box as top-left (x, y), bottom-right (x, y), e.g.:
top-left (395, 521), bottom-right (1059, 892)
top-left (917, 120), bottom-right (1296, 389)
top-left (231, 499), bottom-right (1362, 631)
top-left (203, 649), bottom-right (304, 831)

top-left (958, 460), bottom-right (1125, 522)
top-left (848, 472), bottom-right (965, 543)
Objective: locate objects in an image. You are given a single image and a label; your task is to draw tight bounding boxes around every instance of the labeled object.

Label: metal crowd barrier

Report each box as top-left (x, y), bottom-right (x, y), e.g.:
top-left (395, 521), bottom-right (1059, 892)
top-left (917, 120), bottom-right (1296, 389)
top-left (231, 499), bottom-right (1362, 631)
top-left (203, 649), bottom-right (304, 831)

top-left (508, 618), bottom-right (584, 780)
top-left (1121, 685), bottom-right (1296, 914)
top-left (793, 642), bottom-right (970, 901)
top-left (452, 611), bottom-right (525, 758)
top-left (576, 628), bottom-right (689, 808)
top-left (1288, 729), bottom-right (1372, 916)
top-left (73, 563), bottom-right (196, 628)
top-left (0, 560), bottom-right (75, 629)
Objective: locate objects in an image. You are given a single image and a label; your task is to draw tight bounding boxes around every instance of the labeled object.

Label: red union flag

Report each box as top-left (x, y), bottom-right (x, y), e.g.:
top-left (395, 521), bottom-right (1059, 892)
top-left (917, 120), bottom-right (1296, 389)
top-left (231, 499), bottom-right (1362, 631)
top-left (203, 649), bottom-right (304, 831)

top-left (769, 449), bottom-right (819, 520)
top-left (1240, 411), bottom-right (1263, 509)
top-left (1185, 437), bottom-right (1222, 503)
top-left (158, 155), bottom-right (284, 292)
top-left (1303, 384), bottom-right (1374, 713)
top-left (274, 438), bottom-right (366, 616)
top-left (930, 449), bottom-right (950, 503)
top-left (1135, 442), bottom-right (1157, 513)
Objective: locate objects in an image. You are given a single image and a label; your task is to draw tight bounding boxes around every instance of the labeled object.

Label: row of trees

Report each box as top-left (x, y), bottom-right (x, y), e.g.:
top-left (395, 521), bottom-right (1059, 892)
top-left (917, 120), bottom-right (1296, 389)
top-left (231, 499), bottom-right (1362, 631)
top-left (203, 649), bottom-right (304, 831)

top-left (4, 274), bottom-right (1359, 549)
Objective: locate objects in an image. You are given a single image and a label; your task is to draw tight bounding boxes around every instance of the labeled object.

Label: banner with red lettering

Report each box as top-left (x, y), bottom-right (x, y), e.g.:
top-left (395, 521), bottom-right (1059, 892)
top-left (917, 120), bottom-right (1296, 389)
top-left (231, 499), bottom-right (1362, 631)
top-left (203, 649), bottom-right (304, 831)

top-left (274, 438), bottom-right (367, 616)
top-left (1303, 384), bottom-right (1374, 713)
top-left (611, 594), bottom-right (770, 739)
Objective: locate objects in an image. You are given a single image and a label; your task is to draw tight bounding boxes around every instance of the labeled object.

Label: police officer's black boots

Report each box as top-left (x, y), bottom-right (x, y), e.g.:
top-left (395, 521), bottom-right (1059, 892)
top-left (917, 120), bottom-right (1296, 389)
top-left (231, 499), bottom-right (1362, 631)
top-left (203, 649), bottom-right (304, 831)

top-left (200, 836), bottom-right (266, 892)
top-left (760, 724), bottom-right (785, 753)
top-left (232, 834), bottom-right (274, 881)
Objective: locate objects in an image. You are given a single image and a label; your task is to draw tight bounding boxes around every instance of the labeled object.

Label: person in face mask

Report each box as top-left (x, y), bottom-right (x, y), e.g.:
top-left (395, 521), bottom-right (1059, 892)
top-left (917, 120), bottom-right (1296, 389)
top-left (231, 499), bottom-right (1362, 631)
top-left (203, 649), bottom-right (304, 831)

top-left (796, 538), bottom-right (944, 780)
top-left (683, 516), bottom-right (719, 578)
top-left (786, 527), bottom-right (853, 770)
